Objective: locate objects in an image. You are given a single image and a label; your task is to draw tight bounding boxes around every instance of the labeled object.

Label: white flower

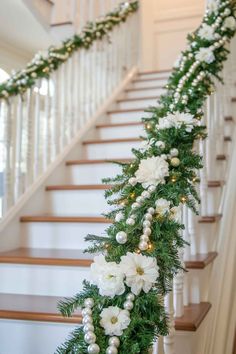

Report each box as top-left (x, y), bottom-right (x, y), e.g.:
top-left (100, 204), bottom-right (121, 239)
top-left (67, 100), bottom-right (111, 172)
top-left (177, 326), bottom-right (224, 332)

top-left (140, 138), bottom-right (155, 151)
top-left (156, 115), bottom-right (178, 130)
top-left (175, 112), bottom-right (197, 132)
top-left (207, 0), bottom-right (220, 14)
top-left (156, 141), bottom-right (165, 149)
top-left (135, 156), bottom-right (169, 188)
top-left (170, 206), bottom-right (182, 222)
top-left (100, 306), bottom-right (130, 336)
top-left (224, 16), bottom-right (236, 30)
top-left (196, 47), bottom-right (215, 64)
top-left (155, 198), bottom-right (171, 215)
top-left (120, 252), bottom-right (159, 295)
top-left (198, 24), bottom-right (215, 40)
top-left (91, 255), bottom-right (125, 298)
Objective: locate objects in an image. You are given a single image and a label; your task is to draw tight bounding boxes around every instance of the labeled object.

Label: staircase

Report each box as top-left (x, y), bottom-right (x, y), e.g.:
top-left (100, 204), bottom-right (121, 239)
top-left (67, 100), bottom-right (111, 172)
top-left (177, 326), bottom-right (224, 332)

top-left (0, 69), bottom-right (235, 354)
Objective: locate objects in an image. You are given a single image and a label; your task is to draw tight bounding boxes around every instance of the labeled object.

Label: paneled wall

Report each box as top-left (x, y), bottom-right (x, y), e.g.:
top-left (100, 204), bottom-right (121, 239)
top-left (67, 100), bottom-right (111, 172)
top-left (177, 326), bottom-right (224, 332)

top-left (139, 0), bottom-right (205, 71)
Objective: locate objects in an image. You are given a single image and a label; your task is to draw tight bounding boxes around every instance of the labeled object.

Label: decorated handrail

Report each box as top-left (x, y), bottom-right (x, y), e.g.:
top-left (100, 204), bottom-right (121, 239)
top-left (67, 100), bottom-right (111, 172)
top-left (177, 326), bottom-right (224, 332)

top-left (0, 1), bottom-right (138, 99)
top-left (57, 1), bottom-right (236, 354)
top-left (0, 1), bottom-right (139, 218)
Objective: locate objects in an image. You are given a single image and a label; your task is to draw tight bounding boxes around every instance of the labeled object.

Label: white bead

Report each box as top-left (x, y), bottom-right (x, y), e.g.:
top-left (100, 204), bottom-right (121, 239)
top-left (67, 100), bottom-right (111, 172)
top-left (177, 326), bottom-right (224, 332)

top-left (124, 300), bottom-right (134, 310)
top-left (139, 241), bottom-right (148, 251)
top-left (115, 212), bottom-right (124, 222)
top-left (136, 196), bottom-right (144, 203)
top-left (145, 213), bottom-right (153, 221)
top-left (126, 218), bottom-right (135, 226)
top-left (140, 235), bottom-right (149, 242)
top-left (84, 331), bottom-right (96, 344)
top-left (143, 220), bottom-right (151, 228)
top-left (116, 231), bottom-right (127, 244)
top-left (88, 344), bottom-right (100, 354)
top-left (143, 227), bottom-right (151, 236)
top-left (82, 315), bottom-right (93, 325)
top-left (106, 346), bottom-right (118, 354)
top-left (126, 293), bottom-right (135, 302)
top-left (148, 207), bottom-right (155, 214)
top-left (83, 324), bottom-right (95, 333)
top-left (129, 177), bottom-right (137, 186)
top-left (84, 298), bottom-right (94, 308)
top-left (141, 191), bottom-right (150, 198)
top-left (170, 148), bottom-right (179, 157)
top-left (148, 185), bottom-right (156, 192)
top-left (131, 202), bottom-right (140, 209)
top-left (82, 308), bottom-right (92, 316)
top-left (109, 337), bottom-right (120, 347)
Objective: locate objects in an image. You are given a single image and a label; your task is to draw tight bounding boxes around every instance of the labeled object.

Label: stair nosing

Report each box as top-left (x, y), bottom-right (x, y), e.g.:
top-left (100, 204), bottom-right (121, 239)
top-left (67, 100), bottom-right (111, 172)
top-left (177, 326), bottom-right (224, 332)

top-left (117, 96), bottom-right (159, 102)
top-left (20, 216), bottom-right (111, 223)
top-left (185, 252), bottom-right (218, 269)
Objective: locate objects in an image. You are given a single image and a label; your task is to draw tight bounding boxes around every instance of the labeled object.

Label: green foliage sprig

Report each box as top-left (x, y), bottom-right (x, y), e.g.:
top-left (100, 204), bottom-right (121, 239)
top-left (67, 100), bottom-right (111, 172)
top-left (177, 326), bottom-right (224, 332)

top-left (56, 1), bottom-right (236, 353)
top-left (0, 1), bottom-right (138, 99)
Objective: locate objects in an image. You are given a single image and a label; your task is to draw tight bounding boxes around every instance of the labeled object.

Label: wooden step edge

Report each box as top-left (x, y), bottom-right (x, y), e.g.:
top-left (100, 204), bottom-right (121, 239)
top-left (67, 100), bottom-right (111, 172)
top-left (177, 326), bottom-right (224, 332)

top-left (66, 158), bottom-right (132, 165)
top-left (224, 136), bottom-right (232, 142)
top-left (216, 154), bottom-right (227, 161)
top-left (125, 86), bottom-right (164, 92)
top-left (0, 309), bottom-right (82, 324)
top-left (185, 252), bottom-right (218, 269)
top-left (46, 184), bottom-right (112, 191)
top-left (198, 214), bottom-right (222, 223)
top-left (82, 137), bottom-right (142, 145)
top-left (175, 302), bottom-right (211, 331)
top-left (0, 255), bottom-right (93, 267)
top-left (51, 21), bottom-right (73, 27)
top-left (107, 107), bottom-right (146, 114)
top-left (96, 121), bottom-right (143, 128)
top-left (133, 77), bottom-right (169, 83)
top-left (20, 216), bottom-right (111, 223)
top-left (117, 96), bottom-right (159, 103)
top-left (224, 116), bottom-right (234, 122)
top-left (208, 180), bottom-right (225, 188)
top-left (138, 69), bottom-right (171, 75)
top-left (232, 98), bottom-right (236, 102)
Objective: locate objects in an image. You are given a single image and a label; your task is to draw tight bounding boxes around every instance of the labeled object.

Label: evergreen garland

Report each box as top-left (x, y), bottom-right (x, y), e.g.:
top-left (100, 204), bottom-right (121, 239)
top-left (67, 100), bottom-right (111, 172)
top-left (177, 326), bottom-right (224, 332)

top-left (55, 0), bottom-right (236, 353)
top-left (0, 1), bottom-right (138, 99)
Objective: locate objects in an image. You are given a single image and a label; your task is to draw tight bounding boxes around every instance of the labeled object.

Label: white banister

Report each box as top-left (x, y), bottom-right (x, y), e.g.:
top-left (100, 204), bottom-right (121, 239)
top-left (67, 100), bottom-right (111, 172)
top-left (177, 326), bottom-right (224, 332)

top-left (0, 6), bottom-right (139, 218)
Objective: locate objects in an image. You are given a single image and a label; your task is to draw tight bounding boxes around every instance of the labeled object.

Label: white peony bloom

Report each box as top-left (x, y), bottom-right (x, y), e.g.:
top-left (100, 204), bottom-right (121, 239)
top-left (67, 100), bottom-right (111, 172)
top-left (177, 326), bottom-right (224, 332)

top-left (196, 47), bottom-right (215, 64)
top-left (120, 252), bottom-right (159, 295)
top-left (135, 156), bottom-right (169, 188)
top-left (155, 198), bottom-right (171, 216)
top-left (100, 306), bottom-right (131, 336)
top-left (156, 115), bottom-right (178, 130)
top-left (175, 112), bottom-right (197, 132)
top-left (170, 206), bottom-right (182, 222)
top-left (91, 255), bottom-right (125, 298)
top-left (198, 24), bottom-right (215, 40)
top-left (207, 0), bottom-right (220, 14)
top-left (224, 16), bottom-right (236, 30)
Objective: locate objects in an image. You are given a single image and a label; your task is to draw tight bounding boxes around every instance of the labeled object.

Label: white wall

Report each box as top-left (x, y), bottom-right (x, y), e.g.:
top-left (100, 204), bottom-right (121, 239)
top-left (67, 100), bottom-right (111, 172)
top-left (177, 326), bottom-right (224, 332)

top-left (139, 0), bottom-right (205, 71)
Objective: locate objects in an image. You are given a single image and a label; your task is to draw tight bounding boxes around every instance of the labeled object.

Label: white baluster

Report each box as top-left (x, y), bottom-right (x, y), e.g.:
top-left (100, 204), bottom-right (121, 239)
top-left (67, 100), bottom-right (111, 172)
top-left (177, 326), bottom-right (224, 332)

top-left (164, 289), bottom-right (175, 354)
top-left (25, 88), bottom-right (35, 188)
top-left (15, 95), bottom-right (24, 200)
top-left (188, 209), bottom-right (198, 255)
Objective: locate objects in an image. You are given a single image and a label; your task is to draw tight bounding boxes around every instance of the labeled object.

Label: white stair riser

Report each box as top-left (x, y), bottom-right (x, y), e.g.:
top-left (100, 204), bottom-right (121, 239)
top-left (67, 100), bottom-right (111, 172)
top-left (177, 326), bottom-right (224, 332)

top-left (0, 320), bottom-right (76, 354)
top-left (207, 188), bottom-right (222, 214)
top-left (117, 98), bottom-right (157, 110)
top-left (84, 141), bottom-right (141, 159)
top-left (97, 124), bottom-right (144, 139)
top-left (108, 110), bottom-right (151, 123)
top-left (194, 224), bottom-right (217, 254)
top-left (46, 190), bottom-right (110, 216)
top-left (186, 268), bottom-right (211, 304)
top-left (21, 222), bottom-right (109, 250)
top-left (138, 72), bottom-right (170, 80)
top-left (66, 163), bottom-right (122, 184)
top-left (125, 88), bottom-right (165, 99)
top-left (0, 264), bottom-right (91, 297)
top-left (224, 122), bottom-right (234, 137)
top-left (132, 79), bottom-right (167, 89)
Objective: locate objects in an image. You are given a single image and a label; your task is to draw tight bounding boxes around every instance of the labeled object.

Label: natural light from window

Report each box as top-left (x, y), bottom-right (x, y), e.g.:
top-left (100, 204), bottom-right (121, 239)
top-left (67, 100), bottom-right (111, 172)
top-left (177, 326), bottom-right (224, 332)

top-left (0, 68), bottom-right (9, 84)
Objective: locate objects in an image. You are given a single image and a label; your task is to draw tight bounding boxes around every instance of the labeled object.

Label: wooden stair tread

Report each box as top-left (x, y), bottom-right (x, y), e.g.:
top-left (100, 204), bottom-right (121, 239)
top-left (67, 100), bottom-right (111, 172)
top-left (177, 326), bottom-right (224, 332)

top-left (125, 86), bottom-right (164, 92)
top-left (0, 248), bottom-right (93, 266)
top-left (83, 137), bottom-right (142, 145)
top-left (117, 96), bottom-right (158, 102)
top-left (184, 252), bottom-right (217, 269)
top-left (138, 69), bottom-right (171, 75)
top-left (198, 214), bottom-right (222, 223)
top-left (0, 293), bottom-right (81, 324)
top-left (175, 302), bottom-right (211, 331)
top-left (96, 121), bottom-right (143, 128)
top-left (133, 77), bottom-right (169, 83)
top-left (232, 97), bottom-right (236, 102)
top-left (224, 116), bottom-right (234, 122)
top-left (224, 136), bottom-right (232, 142)
top-left (66, 158), bottom-right (132, 165)
top-left (0, 294), bottom-right (210, 329)
top-left (216, 154), bottom-right (227, 160)
top-left (46, 182), bottom-right (224, 191)
top-left (108, 107), bottom-right (146, 113)
top-left (20, 215), bottom-right (110, 223)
